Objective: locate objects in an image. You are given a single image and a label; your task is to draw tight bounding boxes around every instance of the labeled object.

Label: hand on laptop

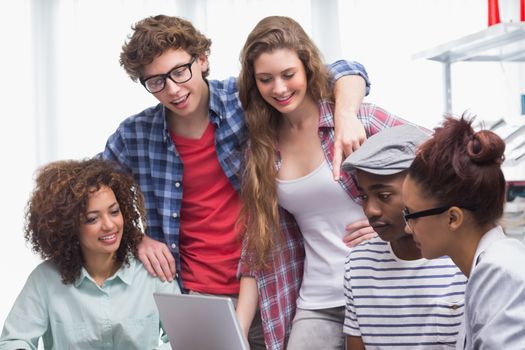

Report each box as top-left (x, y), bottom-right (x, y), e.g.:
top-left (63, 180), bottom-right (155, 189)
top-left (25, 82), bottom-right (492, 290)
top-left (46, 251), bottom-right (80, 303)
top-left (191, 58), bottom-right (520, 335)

top-left (137, 235), bottom-right (176, 282)
top-left (343, 219), bottom-right (377, 248)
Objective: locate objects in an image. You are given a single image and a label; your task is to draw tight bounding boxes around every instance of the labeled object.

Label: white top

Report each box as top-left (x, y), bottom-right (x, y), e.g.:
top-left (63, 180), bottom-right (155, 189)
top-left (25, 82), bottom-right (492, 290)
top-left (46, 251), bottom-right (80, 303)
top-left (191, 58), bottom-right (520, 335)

top-left (344, 236), bottom-right (467, 349)
top-left (277, 160), bottom-right (365, 309)
top-left (456, 225), bottom-right (525, 350)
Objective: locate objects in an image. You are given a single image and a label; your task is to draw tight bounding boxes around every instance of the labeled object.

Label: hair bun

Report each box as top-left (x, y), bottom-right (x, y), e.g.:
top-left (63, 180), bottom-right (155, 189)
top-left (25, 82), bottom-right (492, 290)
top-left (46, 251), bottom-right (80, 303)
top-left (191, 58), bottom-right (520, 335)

top-left (467, 130), bottom-right (505, 165)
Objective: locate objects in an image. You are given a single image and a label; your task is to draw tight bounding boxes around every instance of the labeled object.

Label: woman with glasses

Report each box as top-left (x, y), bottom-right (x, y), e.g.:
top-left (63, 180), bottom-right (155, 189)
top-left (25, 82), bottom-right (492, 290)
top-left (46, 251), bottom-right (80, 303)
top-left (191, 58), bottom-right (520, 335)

top-left (0, 159), bottom-right (180, 349)
top-left (402, 115), bottom-right (525, 349)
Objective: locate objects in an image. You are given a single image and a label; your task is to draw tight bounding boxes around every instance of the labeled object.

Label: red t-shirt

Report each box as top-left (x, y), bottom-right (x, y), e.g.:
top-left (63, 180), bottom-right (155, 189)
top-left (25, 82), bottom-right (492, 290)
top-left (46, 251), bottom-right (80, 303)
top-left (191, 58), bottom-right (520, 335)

top-left (171, 122), bottom-right (242, 294)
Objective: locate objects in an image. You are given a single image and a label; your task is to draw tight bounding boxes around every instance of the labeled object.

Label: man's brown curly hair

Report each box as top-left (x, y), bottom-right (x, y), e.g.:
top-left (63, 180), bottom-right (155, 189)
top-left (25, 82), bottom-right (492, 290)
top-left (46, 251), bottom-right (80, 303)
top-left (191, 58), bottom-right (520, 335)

top-left (120, 14), bottom-right (212, 82)
top-left (24, 158), bottom-right (146, 284)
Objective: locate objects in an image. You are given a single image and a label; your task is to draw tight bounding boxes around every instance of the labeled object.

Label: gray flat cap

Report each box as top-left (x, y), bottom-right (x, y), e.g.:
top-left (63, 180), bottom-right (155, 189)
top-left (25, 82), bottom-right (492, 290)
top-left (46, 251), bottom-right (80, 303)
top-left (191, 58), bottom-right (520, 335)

top-left (342, 124), bottom-right (430, 175)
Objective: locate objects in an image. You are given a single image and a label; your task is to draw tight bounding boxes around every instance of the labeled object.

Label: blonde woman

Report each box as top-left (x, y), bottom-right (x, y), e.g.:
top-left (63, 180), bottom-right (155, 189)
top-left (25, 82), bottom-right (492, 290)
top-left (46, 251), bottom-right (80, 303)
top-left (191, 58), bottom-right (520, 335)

top-left (236, 16), bottom-right (409, 350)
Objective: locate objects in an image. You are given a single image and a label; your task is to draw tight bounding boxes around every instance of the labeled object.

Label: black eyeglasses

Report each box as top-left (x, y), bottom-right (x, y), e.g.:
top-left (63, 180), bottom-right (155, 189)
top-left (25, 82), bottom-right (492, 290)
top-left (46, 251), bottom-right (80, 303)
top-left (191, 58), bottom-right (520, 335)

top-left (140, 56), bottom-right (196, 94)
top-left (403, 206), bottom-right (450, 232)
top-left (403, 206), bottom-right (450, 222)
top-left (403, 205), bottom-right (476, 229)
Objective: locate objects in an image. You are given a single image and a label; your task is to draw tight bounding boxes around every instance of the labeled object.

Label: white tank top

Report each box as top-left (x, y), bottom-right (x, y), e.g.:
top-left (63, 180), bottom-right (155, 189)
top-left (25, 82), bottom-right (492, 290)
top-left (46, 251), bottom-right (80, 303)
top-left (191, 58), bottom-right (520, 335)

top-left (277, 160), bottom-right (366, 309)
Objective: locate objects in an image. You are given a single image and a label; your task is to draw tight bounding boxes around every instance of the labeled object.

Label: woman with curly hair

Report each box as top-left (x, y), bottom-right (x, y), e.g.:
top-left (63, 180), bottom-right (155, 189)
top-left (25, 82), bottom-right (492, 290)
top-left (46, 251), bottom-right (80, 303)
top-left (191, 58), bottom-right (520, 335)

top-left (235, 16), bottom-right (408, 350)
top-left (0, 158), bottom-right (180, 350)
top-left (402, 115), bottom-right (525, 349)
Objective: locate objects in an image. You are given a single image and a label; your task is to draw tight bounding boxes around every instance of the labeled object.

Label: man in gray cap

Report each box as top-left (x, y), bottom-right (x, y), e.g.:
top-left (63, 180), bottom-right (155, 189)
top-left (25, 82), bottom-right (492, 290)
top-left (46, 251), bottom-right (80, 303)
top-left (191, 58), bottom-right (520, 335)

top-left (340, 124), bottom-right (467, 350)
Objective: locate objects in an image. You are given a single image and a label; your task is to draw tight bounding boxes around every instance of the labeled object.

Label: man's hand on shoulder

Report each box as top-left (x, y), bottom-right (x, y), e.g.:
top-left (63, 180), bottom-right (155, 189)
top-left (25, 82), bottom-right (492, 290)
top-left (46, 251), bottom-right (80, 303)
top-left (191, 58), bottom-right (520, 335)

top-left (343, 219), bottom-right (377, 248)
top-left (137, 235), bottom-right (176, 282)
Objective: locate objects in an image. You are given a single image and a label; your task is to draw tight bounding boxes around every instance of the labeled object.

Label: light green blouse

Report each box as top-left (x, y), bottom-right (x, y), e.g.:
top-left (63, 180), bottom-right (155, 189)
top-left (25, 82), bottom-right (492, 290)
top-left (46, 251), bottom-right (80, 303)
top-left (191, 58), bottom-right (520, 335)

top-left (0, 257), bottom-right (180, 350)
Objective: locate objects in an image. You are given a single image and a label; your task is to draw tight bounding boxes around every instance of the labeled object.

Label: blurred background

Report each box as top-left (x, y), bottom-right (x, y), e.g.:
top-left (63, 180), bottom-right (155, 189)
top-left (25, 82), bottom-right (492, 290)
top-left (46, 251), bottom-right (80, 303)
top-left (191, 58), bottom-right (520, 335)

top-left (1, 0), bottom-right (524, 328)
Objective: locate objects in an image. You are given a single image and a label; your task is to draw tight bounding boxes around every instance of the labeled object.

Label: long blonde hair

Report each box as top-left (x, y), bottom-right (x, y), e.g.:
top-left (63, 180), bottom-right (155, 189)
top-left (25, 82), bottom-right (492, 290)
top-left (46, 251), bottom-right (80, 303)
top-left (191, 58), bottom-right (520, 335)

top-left (238, 16), bottom-right (332, 269)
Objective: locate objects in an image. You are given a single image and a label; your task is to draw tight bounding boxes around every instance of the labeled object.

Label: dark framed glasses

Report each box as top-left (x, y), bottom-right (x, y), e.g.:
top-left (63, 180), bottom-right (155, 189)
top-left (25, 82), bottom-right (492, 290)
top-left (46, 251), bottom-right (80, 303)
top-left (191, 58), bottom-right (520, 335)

top-left (403, 206), bottom-right (450, 222)
top-left (403, 205), bottom-right (476, 230)
top-left (403, 206), bottom-right (450, 232)
top-left (140, 56), bottom-right (196, 93)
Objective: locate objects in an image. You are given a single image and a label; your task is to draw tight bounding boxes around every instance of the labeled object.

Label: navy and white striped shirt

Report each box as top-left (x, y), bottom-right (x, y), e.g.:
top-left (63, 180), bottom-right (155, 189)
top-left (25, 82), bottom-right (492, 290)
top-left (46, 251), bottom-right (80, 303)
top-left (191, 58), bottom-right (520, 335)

top-left (344, 237), bottom-right (467, 349)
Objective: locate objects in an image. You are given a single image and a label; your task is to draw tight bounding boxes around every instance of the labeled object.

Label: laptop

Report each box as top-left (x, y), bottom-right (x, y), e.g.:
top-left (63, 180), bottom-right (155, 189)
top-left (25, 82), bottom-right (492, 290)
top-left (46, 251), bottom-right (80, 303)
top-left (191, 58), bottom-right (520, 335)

top-left (154, 293), bottom-right (249, 350)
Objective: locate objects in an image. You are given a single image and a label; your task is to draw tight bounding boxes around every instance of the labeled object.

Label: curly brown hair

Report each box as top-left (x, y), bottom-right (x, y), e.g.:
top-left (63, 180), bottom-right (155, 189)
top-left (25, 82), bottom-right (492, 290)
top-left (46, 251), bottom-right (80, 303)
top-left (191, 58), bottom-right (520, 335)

top-left (238, 16), bottom-right (333, 269)
top-left (24, 158), bottom-right (146, 284)
top-left (120, 14), bottom-right (212, 81)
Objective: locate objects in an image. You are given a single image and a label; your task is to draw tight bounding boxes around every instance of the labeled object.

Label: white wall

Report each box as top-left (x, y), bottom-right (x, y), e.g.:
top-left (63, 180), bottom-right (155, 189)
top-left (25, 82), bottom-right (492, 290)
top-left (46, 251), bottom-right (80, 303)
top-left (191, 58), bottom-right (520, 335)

top-left (1, 0), bottom-right (523, 328)
top-left (0, 0), bottom-right (41, 325)
top-left (338, 0), bottom-right (522, 127)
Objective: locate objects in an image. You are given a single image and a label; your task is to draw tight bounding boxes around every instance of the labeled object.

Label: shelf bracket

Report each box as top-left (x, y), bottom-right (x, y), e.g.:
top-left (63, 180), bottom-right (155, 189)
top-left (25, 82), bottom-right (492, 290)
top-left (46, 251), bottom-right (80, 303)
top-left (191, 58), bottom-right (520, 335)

top-left (443, 62), bottom-right (452, 114)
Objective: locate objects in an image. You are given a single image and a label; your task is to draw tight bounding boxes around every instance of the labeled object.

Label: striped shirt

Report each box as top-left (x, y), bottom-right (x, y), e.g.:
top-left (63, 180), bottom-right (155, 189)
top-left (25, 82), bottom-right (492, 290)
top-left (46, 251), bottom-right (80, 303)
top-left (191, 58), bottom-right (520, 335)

top-left (344, 237), bottom-right (467, 349)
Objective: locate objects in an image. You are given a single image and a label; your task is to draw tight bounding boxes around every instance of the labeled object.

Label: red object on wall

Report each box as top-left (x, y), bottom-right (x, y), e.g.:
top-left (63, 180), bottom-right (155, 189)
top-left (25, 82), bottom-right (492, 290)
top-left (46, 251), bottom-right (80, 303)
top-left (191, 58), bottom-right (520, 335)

top-left (521, 0), bottom-right (525, 21)
top-left (488, 0), bottom-right (501, 26)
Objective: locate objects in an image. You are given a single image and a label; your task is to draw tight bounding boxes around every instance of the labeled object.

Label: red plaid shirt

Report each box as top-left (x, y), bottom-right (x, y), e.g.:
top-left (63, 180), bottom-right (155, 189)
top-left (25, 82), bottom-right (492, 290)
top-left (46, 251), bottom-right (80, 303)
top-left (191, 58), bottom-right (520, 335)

top-left (240, 102), bottom-right (407, 350)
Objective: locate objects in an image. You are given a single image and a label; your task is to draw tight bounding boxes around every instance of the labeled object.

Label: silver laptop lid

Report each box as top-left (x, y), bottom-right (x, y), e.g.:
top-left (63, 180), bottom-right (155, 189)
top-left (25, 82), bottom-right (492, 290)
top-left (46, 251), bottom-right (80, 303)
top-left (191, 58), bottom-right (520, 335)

top-left (154, 293), bottom-right (249, 350)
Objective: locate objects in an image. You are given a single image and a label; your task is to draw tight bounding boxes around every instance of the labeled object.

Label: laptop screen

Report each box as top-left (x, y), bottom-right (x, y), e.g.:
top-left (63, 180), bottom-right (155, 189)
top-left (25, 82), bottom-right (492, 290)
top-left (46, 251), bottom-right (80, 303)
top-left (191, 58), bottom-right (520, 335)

top-left (154, 293), bottom-right (249, 350)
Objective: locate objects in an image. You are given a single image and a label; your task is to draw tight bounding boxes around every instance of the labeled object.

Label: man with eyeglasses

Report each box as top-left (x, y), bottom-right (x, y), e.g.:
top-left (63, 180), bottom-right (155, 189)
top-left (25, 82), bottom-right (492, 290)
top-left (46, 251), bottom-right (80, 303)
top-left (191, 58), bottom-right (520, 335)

top-left (341, 124), bottom-right (467, 350)
top-left (100, 15), bottom-right (371, 350)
